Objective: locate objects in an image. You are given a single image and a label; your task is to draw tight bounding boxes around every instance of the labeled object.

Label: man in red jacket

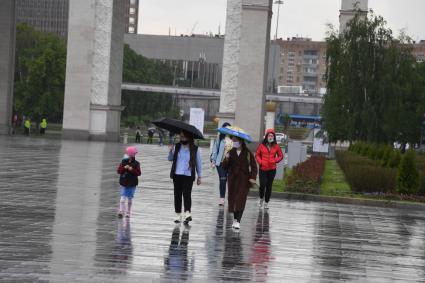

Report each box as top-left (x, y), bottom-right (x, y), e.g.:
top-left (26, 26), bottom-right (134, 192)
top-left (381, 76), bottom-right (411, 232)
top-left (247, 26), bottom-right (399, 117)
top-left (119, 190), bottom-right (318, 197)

top-left (255, 129), bottom-right (284, 209)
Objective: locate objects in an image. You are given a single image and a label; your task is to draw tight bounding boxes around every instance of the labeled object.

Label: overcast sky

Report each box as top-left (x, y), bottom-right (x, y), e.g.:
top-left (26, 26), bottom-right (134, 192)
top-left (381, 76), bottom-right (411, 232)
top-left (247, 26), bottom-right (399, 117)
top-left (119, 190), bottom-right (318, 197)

top-left (138, 0), bottom-right (425, 42)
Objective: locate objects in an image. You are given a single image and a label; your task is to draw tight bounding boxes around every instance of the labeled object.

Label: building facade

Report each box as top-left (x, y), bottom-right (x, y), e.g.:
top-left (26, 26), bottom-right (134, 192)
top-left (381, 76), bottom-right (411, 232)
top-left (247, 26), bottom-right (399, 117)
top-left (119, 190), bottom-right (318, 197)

top-left (16, 0), bottom-right (137, 39)
top-left (124, 0), bottom-right (138, 34)
top-left (277, 37), bottom-right (327, 94)
top-left (16, 0), bottom-right (69, 39)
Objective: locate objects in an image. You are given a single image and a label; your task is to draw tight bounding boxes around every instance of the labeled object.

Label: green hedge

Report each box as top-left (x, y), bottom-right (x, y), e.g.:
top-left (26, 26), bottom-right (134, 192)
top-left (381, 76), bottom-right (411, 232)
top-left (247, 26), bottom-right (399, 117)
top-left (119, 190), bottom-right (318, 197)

top-left (336, 151), bottom-right (397, 193)
top-left (344, 142), bottom-right (424, 195)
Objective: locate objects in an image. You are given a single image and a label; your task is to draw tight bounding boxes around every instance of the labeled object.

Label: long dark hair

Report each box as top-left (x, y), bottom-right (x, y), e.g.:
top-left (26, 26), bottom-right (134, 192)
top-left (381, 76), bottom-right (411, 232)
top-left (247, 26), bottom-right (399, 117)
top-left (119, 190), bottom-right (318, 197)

top-left (262, 132), bottom-right (277, 145)
top-left (219, 122), bottom-right (231, 141)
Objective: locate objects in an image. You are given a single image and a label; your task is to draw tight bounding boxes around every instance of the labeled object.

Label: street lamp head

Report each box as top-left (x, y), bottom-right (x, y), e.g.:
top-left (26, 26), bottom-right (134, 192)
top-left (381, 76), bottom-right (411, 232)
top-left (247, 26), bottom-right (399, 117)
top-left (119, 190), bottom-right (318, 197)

top-left (274, 0), bottom-right (284, 4)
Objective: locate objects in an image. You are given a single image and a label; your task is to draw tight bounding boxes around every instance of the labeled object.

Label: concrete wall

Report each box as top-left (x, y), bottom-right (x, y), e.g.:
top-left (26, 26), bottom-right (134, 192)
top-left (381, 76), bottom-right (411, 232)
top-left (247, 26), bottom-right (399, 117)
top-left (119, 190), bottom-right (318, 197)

top-left (63, 0), bottom-right (124, 141)
top-left (0, 0), bottom-right (16, 135)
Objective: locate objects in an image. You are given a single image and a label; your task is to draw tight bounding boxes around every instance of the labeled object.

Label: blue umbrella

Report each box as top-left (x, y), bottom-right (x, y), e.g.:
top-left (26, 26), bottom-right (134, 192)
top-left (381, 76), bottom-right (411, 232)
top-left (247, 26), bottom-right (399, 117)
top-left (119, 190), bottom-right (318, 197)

top-left (217, 126), bottom-right (253, 143)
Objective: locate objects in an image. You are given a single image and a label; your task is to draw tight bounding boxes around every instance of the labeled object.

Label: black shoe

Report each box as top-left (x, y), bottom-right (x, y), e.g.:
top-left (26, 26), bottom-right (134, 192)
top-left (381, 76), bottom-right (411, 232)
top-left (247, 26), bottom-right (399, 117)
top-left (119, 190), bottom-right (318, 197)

top-left (183, 213), bottom-right (192, 224)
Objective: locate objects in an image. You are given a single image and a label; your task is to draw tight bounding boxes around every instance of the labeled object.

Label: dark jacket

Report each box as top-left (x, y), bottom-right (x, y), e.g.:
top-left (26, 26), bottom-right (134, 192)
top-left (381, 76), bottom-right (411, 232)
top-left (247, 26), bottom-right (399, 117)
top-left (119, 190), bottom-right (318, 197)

top-left (222, 147), bottom-right (258, 213)
top-left (117, 158), bottom-right (141, 187)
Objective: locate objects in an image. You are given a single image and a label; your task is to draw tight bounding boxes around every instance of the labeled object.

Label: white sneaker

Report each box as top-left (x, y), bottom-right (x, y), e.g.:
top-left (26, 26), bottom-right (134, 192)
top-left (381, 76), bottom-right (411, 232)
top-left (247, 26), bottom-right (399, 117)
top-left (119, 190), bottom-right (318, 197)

top-left (219, 198), bottom-right (225, 206)
top-left (231, 219), bottom-right (237, 228)
top-left (264, 202), bottom-right (269, 209)
top-left (184, 212), bottom-right (192, 224)
top-left (174, 213), bottom-right (182, 223)
top-left (258, 199), bottom-right (264, 208)
top-left (234, 221), bottom-right (240, 229)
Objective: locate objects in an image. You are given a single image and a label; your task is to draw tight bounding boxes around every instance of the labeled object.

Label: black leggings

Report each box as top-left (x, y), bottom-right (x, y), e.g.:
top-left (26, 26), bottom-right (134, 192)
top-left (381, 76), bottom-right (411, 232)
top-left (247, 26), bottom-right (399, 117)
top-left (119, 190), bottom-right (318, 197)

top-left (259, 169), bottom-right (276, 203)
top-left (233, 211), bottom-right (244, 223)
top-left (173, 175), bottom-right (194, 213)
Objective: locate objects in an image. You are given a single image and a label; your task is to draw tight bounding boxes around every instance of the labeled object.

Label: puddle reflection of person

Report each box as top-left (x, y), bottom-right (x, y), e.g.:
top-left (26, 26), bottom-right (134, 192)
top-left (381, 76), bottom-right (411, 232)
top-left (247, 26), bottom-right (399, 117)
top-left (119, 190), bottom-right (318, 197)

top-left (113, 218), bottom-right (133, 264)
top-left (164, 225), bottom-right (194, 280)
top-left (221, 213), bottom-right (245, 280)
top-left (250, 210), bottom-right (273, 282)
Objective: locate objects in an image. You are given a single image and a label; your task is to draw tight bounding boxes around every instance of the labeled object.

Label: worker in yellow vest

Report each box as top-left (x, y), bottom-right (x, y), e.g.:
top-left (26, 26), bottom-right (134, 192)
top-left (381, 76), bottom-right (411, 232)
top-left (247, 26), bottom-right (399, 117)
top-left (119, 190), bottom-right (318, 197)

top-left (24, 118), bottom-right (31, 136)
top-left (40, 118), bottom-right (47, 135)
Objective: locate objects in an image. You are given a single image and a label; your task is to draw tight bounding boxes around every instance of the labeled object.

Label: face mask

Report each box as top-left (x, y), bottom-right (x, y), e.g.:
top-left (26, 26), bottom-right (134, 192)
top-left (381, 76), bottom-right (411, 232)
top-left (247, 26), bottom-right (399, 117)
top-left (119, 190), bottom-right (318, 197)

top-left (180, 140), bottom-right (188, 145)
top-left (267, 137), bottom-right (274, 143)
top-left (233, 141), bottom-right (240, 149)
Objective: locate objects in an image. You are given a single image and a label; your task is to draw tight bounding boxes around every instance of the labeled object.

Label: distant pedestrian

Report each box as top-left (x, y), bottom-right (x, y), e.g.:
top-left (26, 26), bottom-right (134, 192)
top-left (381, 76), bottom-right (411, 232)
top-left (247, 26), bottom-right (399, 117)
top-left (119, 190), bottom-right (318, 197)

top-left (255, 129), bottom-right (284, 209)
top-left (116, 146), bottom-right (141, 218)
top-left (222, 135), bottom-right (257, 230)
top-left (40, 118), bottom-right (47, 135)
top-left (135, 127), bottom-right (142, 143)
top-left (210, 122), bottom-right (232, 206)
top-left (168, 131), bottom-right (202, 224)
top-left (24, 118), bottom-right (31, 136)
top-left (158, 129), bottom-right (164, 146)
top-left (147, 129), bottom-right (154, 144)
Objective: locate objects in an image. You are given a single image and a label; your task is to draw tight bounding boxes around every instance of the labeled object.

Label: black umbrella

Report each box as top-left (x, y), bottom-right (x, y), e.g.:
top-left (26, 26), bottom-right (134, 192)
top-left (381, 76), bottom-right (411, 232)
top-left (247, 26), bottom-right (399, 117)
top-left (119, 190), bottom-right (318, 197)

top-left (152, 118), bottom-right (204, 140)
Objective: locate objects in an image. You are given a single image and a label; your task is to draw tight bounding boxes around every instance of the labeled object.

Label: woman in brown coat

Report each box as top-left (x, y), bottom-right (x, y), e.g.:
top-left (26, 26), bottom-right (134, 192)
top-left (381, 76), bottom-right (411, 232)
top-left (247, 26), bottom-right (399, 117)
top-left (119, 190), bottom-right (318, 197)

top-left (222, 136), bottom-right (258, 230)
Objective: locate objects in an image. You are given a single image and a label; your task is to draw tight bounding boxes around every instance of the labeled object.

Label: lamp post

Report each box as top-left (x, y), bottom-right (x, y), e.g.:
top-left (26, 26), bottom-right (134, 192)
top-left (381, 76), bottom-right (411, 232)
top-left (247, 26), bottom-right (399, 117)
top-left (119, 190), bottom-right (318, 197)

top-left (271, 0), bottom-right (284, 94)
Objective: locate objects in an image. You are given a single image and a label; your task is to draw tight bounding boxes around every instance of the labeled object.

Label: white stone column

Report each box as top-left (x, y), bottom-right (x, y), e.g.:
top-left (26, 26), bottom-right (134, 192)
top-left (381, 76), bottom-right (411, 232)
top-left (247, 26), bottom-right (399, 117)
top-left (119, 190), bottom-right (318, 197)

top-left (0, 0), bottom-right (16, 135)
top-left (218, 0), bottom-right (272, 142)
top-left (63, 0), bottom-right (125, 141)
top-left (265, 102), bottom-right (276, 130)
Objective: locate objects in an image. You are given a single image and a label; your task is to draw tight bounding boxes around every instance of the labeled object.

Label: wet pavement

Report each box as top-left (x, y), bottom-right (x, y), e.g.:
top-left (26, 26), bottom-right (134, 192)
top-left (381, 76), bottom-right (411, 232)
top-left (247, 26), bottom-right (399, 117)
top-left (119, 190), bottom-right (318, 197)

top-left (1, 137), bottom-right (425, 282)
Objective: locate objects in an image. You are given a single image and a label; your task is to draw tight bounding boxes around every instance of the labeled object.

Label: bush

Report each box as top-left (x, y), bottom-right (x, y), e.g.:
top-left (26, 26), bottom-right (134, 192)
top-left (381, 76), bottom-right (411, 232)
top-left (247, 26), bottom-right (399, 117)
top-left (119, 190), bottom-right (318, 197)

top-left (286, 156), bottom-right (326, 194)
top-left (381, 145), bottom-right (393, 167)
top-left (396, 150), bottom-right (421, 195)
top-left (336, 151), bottom-right (396, 193)
top-left (387, 150), bottom-right (401, 168)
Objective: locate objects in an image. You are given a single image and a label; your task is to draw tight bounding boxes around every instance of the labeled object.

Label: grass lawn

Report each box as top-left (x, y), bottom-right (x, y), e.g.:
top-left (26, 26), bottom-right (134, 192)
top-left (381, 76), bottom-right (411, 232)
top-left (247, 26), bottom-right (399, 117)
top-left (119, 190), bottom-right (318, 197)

top-left (320, 160), bottom-right (351, 196)
top-left (272, 168), bottom-right (292, 192)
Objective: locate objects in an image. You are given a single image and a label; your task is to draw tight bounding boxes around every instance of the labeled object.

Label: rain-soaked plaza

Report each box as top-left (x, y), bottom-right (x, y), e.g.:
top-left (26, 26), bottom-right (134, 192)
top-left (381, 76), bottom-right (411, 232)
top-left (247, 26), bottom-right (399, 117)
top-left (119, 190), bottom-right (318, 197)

top-left (1, 136), bottom-right (425, 282)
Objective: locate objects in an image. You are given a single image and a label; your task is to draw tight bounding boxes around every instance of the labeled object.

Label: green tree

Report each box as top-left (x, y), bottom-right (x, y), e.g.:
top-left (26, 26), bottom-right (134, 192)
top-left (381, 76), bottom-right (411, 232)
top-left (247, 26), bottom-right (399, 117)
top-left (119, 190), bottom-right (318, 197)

top-left (323, 10), bottom-right (425, 145)
top-left (14, 24), bottom-right (66, 122)
top-left (396, 150), bottom-right (420, 194)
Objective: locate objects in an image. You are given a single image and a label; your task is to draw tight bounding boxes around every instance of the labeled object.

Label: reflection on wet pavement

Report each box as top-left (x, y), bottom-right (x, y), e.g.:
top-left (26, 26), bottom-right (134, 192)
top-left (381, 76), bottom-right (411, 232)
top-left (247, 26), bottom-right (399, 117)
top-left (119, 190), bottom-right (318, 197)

top-left (0, 137), bottom-right (425, 282)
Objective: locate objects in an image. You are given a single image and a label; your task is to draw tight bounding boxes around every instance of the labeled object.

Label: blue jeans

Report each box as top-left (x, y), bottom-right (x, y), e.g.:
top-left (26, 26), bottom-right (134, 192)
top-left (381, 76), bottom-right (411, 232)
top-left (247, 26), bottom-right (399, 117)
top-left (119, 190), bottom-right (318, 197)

top-left (120, 186), bottom-right (136, 199)
top-left (216, 165), bottom-right (228, 198)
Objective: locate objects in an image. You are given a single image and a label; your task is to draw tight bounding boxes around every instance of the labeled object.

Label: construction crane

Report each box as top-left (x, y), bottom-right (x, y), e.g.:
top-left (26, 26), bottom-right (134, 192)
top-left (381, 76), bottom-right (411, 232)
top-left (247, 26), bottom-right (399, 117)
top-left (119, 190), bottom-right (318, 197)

top-left (190, 21), bottom-right (198, 35)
